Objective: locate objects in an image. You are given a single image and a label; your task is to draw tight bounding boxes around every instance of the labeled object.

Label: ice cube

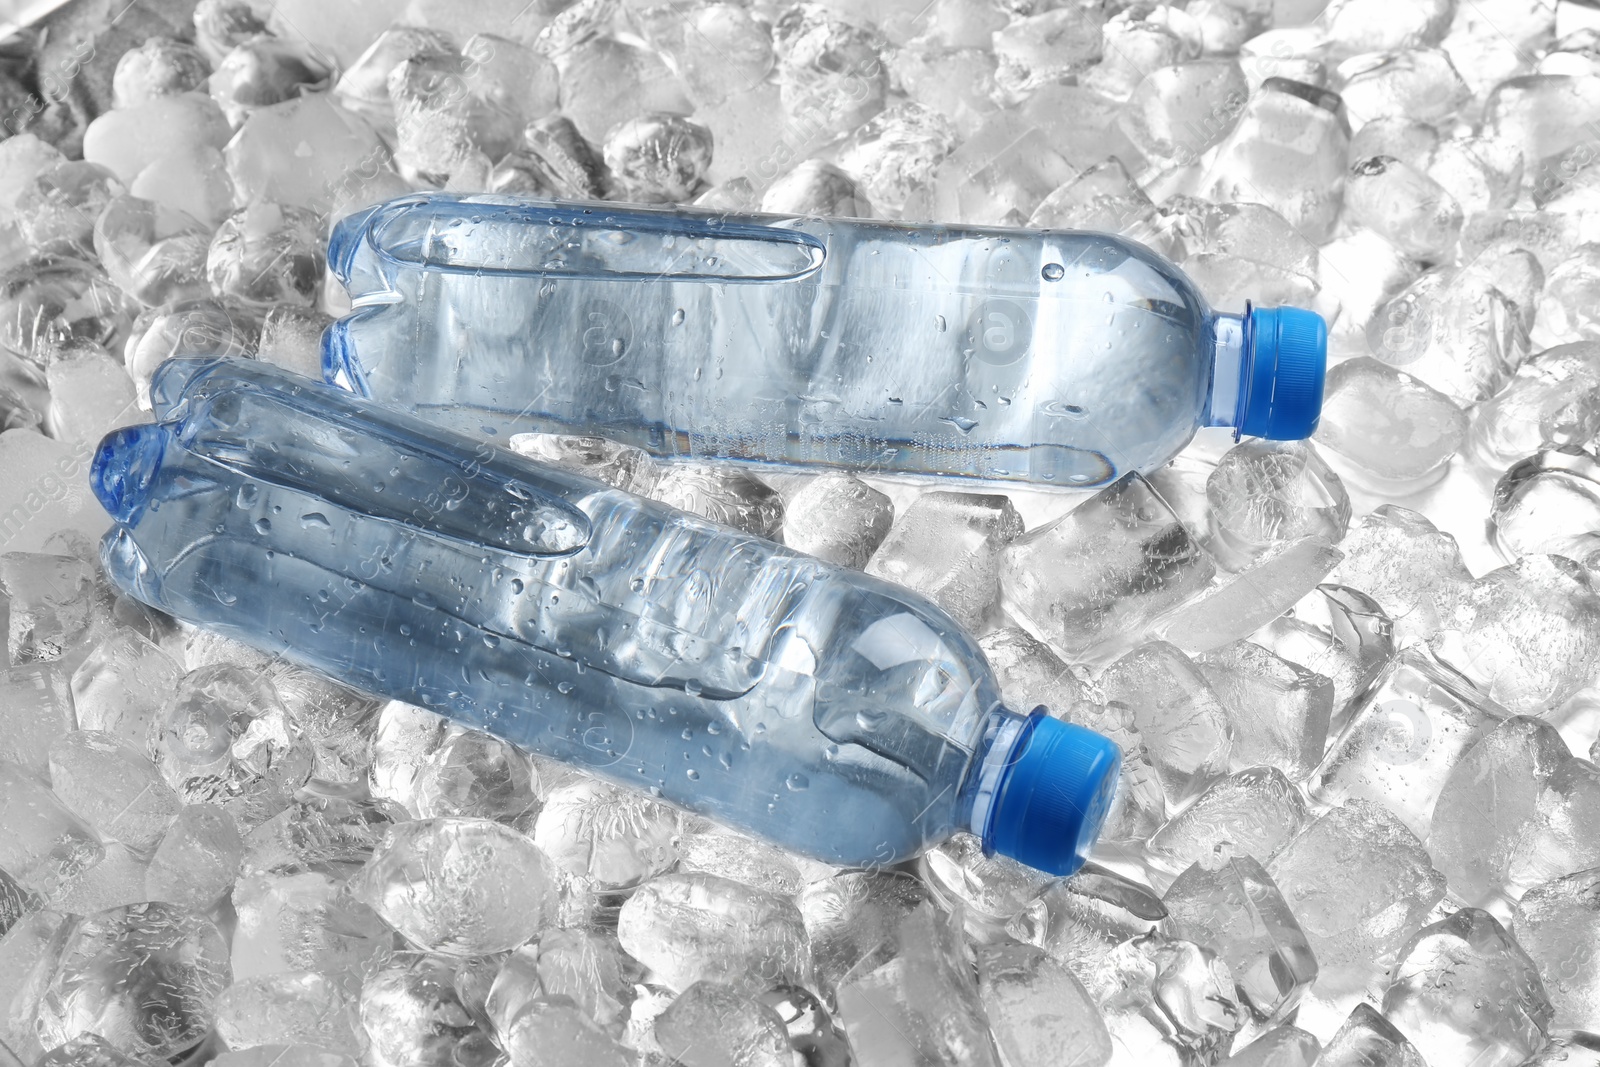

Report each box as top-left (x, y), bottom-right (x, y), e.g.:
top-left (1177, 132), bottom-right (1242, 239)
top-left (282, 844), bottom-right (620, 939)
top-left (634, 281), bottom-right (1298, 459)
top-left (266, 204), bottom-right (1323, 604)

top-left (124, 297), bottom-right (257, 408)
top-left (17, 161), bottom-right (125, 257)
top-left (532, 777), bottom-right (678, 889)
top-left (215, 971), bottom-right (363, 1055)
top-left (127, 141), bottom-right (235, 229)
top-left (407, 726), bottom-right (538, 824)
top-left (1252, 585), bottom-right (1394, 732)
top-left (834, 901), bottom-right (999, 1067)
top-left (834, 102), bottom-right (960, 218)
top-left (332, 26), bottom-right (457, 133)
top-left (152, 664), bottom-right (313, 829)
top-left (642, 463), bottom-right (785, 539)
top-left (771, 4), bottom-right (888, 137)
top-left (757, 984), bottom-right (851, 1064)
top-left (1197, 642), bottom-right (1333, 780)
top-left (1158, 536), bottom-right (1345, 655)
top-left (1266, 800), bottom-right (1446, 975)
top-left (0, 664), bottom-right (74, 778)
top-left (1099, 642), bottom-right (1233, 806)
top-left (144, 803), bottom-right (244, 910)
top-left (0, 908), bottom-right (70, 1062)
top-left (386, 50), bottom-right (526, 185)
top-left (654, 981), bottom-right (793, 1067)
top-left (239, 792), bottom-right (399, 880)
top-left (1007, 866), bottom-right (1168, 975)
top-left (1369, 265), bottom-right (1534, 406)
top-left (267, 666), bottom-right (381, 789)
top-left (992, 5), bottom-right (1107, 103)
top-left (759, 158), bottom-right (873, 217)
top-left (922, 111), bottom-right (1078, 226)
top-left (507, 432), bottom-right (652, 490)
top-left (1000, 474), bottom-right (1217, 664)
top-left (1120, 60), bottom-right (1249, 168)
top-left (1514, 867), bottom-right (1600, 1032)
top-left (45, 348), bottom-right (140, 443)
top-left (797, 869), bottom-right (932, 997)
top-left (778, 472), bottom-right (894, 568)
top-left (0, 134), bottom-right (66, 229)
top-left (34, 902), bottom-right (231, 1061)
top-left (81, 92), bottom-right (233, 185)
top-left (231, 868), bottom-right (390, 982)
top-left (0, 864), bottom-right (34, 939)
top-left (0, 258), bottom-right (135, 374)
top-left (922, 832), bottom-right (1056, 936)
top-left (210, 37), bottom-right (333, 127)
top-left (618, 871), bottom-right (809, 992)
top-left (0, 552), bottom-right (96, 664)
top-left (0, 761), bottom-right (103, 900)
top-left (529, 927), bottom-right (630, 1029)
top-left (359, 953), bottom-right (501, 1067)
top-left (889, 43), bottom-right (1001, 140)
top-left (54, 842), bottom-right (149, 916)
top-left (1383, 907), bottom-right (1554, 1067)
top-left (1083, 933), bottom-right (1244, 1065)
top-left (225, 95), bottom-right (390, 216)
top-left (48, 730), bottom-right (181, 854)
top-left (1537, 246), bottom-right (1600, 347)
top-left (1514, 1033), bottom-right (1600, 1067)
top-left (1471, 343), bottom-right (1600, 469)
top-left (34, 1034), bottom-right (150, 1067)
top-left (1314, 646), bottom-right (1508, 837)
top-left (1314, 1003), bottom-right (1429, 1067)
top-left (980, 626), bottom-right (1088, 718)
top-left (541, 30), bottom-right (691, 146)
top-left (1337, 50), bottom-right (1470, 131)
top-left (1157, 199), bottom-right (1319, 280)
top-left (976, 941), bottom-right (1113, 1067)
top-left (867, 490), bottom-right (1023, 631)
top-left (264, 0), bottom-right (394, 70)
top-left (1200, 79), bottom-right (1349, 242)
top-left (1483, 74), bottom-right (1600, 176)
top-left (1206, 441), bottom-right (1351, 571)
top-left (1345, 155), bottom-right (1464, 260)
top-left (1146, 766), bottom-right (1312, 875)
top-left (1218, 1025), bottom-right (1321, 1066)
top-left (1314, 357), bottom-right (1468, 489)
top-left (206, 202), bottom-right (325, 309)
top-left (603, 113), bottom-right (715, 203)
top-left (1028, 159), bottom-right (1161, 246)
top-left (632, 0), bottom-right (775, 108)
top-left (1164, 856), bottom-right (1318, 1022)
top-left (1432, 554), bottom-right (1600, 714)
top-left (1333, 505), bottom-right (1471, 646)
top-left (1489, 448), bottom-right (1600, 564)
top-left (502, 1000), bottom-right (632, 1067)
top-left (675, 821), bottom-right (816, 896)
top-left (356, 817), bottom-right (558, 957)
top-left (1318, 230), bottom-right (1421, 354)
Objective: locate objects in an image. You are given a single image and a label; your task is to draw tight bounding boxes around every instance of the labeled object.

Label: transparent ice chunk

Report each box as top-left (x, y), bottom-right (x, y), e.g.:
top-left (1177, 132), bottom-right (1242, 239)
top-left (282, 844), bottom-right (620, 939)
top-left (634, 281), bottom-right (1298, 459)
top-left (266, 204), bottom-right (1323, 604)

top-left (531, 777), bottom-right (679, 890)
top-left (1007, 865), bottom-right (1167, 982)
top-left (1333, 505), bottom-right (1471, 646)
top-left (1163, 856), bottom-right (1318, 1023)
top-left (641, 462), bottom-right (785, 539)
top-left (779, 472), bottom-right (894, 569)
top-left (1514, 867), bottom-right (1600, 1032)
top-left (1099, 641), bottom-right (1232, 806)
top-left (35, 902), bottom-right (230, 1062)
top-left (1158, 536), bottom-right (1344, 655)
top-left (1001, 474), bottom-right (1217, 664)
top-left (1206, 441), bottom-right (1350, 571)
top-left (1382, 908), bottom-right (1554, 1067)
top-left (231, 869), bottom-right (390, 982)
top-left (359, 952), bottom-right (500, 1067)
top-left (1146, 766), bottom-right (1312, 875)
top-left (214, 971), bottom-right (363, 1056)
top-left (797, 869), bottom-right (932, 999)
top-left (0, 663), bottom-right (75, 779)
top-left (654, 982), bottom-right (792, 1067)
top-left (1489, 449), bottom-right (1600, 564)
top-left (867, 490), bottom-right (1023, 632)
top-left (356, 817), bottom-right (559, 957)
top-left (48, 730), bottom-right (180, 854)
top-left (976, 941), bottom-right (1113, 1067)
top-left (603, 113), bottom-right (715, 203)
top-left (1314, 1003), bottom-right (1429, 1067)
top-left (1470, 342), bottom-right (1600, 469)
top-left (1313, 357), bottom-right (1468, 488)
top-left (144, 803), bottom-right (244, 910)
top-left (1197, 641), bottom-right (1333, 780)
top-left (619, 872), bottom-right (810, 993)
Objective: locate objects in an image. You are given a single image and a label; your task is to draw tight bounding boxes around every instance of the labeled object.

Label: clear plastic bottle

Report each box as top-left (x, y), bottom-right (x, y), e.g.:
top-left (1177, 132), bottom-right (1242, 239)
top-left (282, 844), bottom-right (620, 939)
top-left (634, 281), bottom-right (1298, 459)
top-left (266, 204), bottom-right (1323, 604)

top-left (325, 193), bottom-right (1327, 487)
top-left (91, 356), bottom-right (1120, 873)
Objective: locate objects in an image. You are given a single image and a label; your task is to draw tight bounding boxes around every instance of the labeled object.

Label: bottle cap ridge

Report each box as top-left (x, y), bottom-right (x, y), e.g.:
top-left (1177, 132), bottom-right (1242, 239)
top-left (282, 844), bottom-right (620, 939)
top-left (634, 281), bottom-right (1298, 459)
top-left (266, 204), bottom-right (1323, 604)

top-left (1237, 305), bottom-right (1328, 441)
top-left (984, 712), bottom-right (1120, 876)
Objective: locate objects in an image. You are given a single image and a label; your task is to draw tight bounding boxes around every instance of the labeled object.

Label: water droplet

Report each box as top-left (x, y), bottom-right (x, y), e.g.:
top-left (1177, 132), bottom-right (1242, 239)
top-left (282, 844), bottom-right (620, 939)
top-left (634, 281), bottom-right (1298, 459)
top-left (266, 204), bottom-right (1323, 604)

top-left (235, 484), bottom-right (259, 508)
top-left (510, 578), bottom-right (524, 594)
top-left (939, 414), bottom-right (979, 434)
top-left (786, 772), bottom-right (810, 791)
top-left (1042, 262), bottom-right (1065, 281)
top-left (300, 512), bottom-right (331, 530)
top-left (483, 634), bottom-right (500, 649)
top-left (686, 768), bottom-right (700, 781)
top-left (671, 308), bottom-right (686, 326)
top-left (253, 517), bottom-right (271, 534)
top-left (934, 314), bottom-right (947, 332)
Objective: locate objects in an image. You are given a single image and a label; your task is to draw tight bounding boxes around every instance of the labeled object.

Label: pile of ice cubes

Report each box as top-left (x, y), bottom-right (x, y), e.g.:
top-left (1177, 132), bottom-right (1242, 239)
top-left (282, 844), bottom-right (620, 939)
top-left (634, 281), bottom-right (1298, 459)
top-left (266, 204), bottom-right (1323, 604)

top-left (1, 0), bottom-right (1599, 1063)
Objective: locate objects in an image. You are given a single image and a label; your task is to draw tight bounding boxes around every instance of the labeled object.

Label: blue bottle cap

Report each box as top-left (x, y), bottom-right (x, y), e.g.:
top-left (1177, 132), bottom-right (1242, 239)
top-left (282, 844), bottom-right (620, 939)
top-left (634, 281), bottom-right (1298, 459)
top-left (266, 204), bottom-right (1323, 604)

top-left (1237, 305), bottom-right (1328, 441)
top-left (984, 713), bottom-right (1121, 876)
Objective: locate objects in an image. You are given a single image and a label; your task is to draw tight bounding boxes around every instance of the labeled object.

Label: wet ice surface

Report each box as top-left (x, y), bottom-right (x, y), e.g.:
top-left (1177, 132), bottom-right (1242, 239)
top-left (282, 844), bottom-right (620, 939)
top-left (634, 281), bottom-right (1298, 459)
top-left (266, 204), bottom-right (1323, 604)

top-left (3, 0), bottom-right (1600, 1065)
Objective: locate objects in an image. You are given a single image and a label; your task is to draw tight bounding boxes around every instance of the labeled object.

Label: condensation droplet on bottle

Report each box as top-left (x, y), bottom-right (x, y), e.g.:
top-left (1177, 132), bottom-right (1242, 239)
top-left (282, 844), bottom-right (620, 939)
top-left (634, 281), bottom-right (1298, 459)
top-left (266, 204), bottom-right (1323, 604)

top-left (786, 772), bottom-right (810, 791)
top-left (686, 768), bottom-right (700, 781)
top-left (934, 314), bottom-right (946, 332)
top-left (1042, 263), bottom-right (1064, 281)
top-left (254, 517), bottom-right (271, 534)
top-left (235, 483), bottom-right (259, 508)
top-left (671, 308), bottom-right (685, 326)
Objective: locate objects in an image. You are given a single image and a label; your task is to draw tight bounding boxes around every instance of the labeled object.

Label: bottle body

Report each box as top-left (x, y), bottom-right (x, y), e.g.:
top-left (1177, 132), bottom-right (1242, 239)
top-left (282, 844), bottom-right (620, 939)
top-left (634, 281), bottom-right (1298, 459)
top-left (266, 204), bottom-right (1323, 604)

top-left (92, 358), bottom-right (1116, 869)
top-left (326, 194), bottom-right (1237, 488)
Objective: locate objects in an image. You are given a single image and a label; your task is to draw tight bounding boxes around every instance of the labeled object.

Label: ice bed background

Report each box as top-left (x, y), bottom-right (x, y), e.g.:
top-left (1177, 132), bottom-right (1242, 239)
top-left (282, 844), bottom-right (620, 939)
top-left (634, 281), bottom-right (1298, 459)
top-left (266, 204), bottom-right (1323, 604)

top-left (0, 0), bottom-right (1598, 1064)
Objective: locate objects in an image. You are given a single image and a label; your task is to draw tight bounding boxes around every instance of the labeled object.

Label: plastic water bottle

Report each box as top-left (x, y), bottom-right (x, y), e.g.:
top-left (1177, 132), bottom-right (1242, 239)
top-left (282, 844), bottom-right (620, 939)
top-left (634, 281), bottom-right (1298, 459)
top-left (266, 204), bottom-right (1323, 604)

top-left (325, 193), bottom-right (1327, 488)
top-left (90, 356), bottom-right (1120, 874)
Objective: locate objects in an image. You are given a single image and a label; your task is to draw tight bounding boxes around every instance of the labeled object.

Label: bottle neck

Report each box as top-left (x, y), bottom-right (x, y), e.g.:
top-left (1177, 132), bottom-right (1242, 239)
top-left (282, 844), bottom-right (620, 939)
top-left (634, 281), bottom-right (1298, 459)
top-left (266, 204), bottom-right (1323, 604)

top-left (1205, 312), bottom-right (1247, 430)
top-left (961, 706), bottom-right (1033, 844)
